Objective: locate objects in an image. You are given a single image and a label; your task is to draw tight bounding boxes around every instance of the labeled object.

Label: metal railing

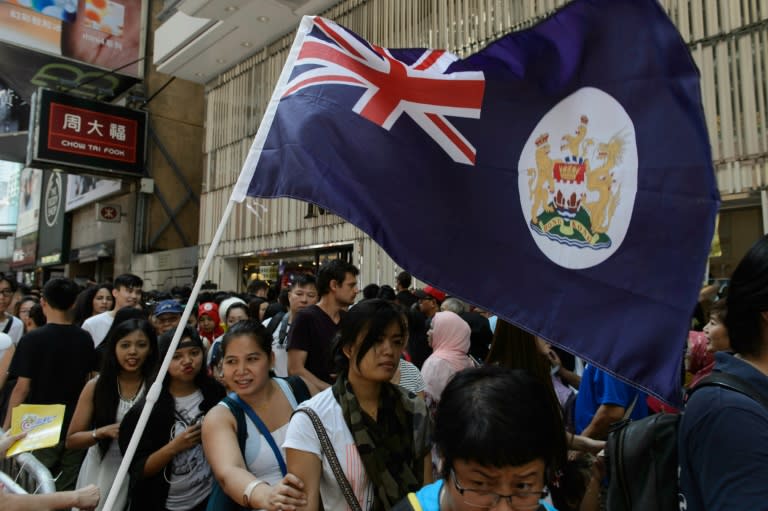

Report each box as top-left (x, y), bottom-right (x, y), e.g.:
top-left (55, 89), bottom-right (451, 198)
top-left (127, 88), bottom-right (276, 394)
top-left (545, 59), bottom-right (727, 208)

top-left (0, 429), bottom-right (55, 495)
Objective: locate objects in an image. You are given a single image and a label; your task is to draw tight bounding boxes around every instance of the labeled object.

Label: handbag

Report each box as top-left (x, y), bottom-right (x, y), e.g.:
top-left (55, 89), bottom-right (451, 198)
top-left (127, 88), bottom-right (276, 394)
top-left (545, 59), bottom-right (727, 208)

top-left (293, 407), bottom-right (364, 511)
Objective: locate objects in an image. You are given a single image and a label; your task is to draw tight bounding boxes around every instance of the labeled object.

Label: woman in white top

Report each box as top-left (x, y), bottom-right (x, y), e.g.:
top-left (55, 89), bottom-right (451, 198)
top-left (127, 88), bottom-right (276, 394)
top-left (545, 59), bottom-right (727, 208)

top-left (285, 299), bottom-right (432, 511)
top-left (66, 319), bottom-right (158, 511)
top-left (202, 321), bottom-right (309, 511)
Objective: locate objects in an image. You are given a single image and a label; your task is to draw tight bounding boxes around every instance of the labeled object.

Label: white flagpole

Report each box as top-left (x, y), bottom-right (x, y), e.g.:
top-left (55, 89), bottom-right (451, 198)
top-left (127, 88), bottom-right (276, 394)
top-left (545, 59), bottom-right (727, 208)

top-left (100, 199), bottom-right (236, 511)
top-left (101, 16), bottom-right (316, 511)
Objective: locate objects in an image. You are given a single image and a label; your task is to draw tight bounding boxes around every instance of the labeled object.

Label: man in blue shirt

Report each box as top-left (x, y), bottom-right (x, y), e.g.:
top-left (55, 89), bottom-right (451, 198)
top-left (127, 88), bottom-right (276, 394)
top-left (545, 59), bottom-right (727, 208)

top-left (574, 364), bottom-right (647, 439)
top-left (678, 235), bottom-right (768, 510)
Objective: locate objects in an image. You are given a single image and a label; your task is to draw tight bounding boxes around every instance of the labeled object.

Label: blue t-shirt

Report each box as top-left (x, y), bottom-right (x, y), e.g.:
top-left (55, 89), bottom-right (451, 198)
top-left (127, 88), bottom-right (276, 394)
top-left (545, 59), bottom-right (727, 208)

top-left (574, 365), bottom-right (647, 434)
top-left (403, 479), bottom-right (557, 511)
top-left (678, 352), bottom-right (768, 511)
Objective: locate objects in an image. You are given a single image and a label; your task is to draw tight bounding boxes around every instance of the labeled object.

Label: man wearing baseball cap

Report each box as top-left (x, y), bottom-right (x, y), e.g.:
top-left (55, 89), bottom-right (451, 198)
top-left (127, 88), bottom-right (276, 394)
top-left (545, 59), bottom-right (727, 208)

top-left (153, 299), bottom-right (183, 335)
top-left (410, 285), bottom-right (447, 367)
top-left (414, 285), bottom-right (446, 319)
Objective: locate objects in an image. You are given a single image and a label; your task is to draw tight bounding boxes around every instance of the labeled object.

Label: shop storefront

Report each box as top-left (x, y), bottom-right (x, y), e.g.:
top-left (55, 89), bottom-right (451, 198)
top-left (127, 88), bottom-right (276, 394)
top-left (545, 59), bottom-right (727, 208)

top-left (240, 243), bottom-right (353, 292)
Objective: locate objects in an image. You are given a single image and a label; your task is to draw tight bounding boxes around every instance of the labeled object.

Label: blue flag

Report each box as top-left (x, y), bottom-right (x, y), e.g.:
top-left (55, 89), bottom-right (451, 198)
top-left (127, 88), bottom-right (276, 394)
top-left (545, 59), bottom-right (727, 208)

top-left (233, 0), bottom-right (719, 404)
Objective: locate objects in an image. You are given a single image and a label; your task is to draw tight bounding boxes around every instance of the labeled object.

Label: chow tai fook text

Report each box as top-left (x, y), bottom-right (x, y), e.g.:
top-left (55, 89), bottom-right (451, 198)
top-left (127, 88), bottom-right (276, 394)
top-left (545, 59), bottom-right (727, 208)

top-left (28, 88), bottom-right (147, 178)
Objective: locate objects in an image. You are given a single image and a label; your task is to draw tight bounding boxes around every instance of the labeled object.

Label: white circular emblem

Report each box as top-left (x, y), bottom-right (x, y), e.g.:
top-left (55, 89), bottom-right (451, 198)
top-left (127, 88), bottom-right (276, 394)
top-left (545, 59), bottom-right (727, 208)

top-left (44, 172), bottom-right (62, 228)
top-left (518, 87), bottom-right (637, 269)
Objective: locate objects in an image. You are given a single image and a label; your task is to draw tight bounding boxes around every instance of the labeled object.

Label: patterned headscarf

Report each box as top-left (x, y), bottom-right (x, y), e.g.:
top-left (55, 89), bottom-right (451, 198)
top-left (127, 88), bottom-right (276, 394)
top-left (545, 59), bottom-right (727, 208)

top-left (687, 330), bottom-right (714, 388)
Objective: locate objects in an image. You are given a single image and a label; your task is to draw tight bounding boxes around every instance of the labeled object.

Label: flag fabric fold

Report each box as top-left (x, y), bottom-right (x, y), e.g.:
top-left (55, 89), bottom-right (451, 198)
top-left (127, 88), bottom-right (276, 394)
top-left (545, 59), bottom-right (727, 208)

top-left (232, 0), bottom-right (719, 404)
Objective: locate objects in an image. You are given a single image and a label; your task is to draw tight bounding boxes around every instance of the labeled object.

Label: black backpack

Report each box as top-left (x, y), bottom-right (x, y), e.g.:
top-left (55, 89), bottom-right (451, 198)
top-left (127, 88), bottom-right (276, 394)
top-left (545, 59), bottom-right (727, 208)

top-left (605, 372), bottom-right (768, 511)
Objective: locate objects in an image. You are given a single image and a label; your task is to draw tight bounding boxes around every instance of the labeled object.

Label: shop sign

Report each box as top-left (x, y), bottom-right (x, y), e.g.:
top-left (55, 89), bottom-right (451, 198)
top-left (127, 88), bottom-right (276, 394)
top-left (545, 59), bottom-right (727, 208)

top-left (28, 88), bottom-right (146, 177)
top-left (10, 231), bottom-right (37, 269)
top-left (97, 203), bottom-right (121, 222)
top-left (37, 169), bottom-right (69, 266)
top-left (15, 167), bottom-right (42, 237)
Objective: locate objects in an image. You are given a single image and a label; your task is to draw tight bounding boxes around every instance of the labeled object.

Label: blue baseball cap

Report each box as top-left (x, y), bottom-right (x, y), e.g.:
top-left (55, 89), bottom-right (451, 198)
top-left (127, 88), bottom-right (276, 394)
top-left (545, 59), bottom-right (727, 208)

top-left (154, 299), bottom-right (183, 316)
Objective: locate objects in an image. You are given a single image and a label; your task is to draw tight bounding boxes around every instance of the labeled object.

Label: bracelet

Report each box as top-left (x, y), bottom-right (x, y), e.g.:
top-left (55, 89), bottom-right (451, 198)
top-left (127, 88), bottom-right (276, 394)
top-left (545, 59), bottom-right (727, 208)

top-left (242, 479), bottom-right (266, 507)
top-left (91, 429), bottom-right (98, 441)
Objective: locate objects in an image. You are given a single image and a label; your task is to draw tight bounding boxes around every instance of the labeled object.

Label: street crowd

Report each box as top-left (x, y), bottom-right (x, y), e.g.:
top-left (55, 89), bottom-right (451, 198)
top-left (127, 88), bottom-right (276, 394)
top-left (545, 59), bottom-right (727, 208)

top-left (0, 234), bottom-right (767, 511)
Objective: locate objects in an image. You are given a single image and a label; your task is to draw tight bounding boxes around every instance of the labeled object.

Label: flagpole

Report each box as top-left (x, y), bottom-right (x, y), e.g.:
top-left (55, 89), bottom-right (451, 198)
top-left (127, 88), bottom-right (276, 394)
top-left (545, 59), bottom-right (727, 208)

top-left (103, 17), bottom-right (316, 509)
top-left (101, 199), bottom-right (236, 511)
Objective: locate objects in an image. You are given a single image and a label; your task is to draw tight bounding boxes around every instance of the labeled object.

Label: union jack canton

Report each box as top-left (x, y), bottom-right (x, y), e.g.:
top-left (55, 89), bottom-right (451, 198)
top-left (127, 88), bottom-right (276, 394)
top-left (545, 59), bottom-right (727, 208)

top-left (283, 18), bottom-right (486, 165)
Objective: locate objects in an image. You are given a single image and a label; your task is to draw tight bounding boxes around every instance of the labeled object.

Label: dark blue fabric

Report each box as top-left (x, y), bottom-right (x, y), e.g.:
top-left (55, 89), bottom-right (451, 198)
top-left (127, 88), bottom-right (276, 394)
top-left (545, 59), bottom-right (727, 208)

top-left (678, 353), bottom-right (768, 510)
top-left (242, 0), bottom-right (718, 404)
top-left (574, 365), bottom-right (648, 434)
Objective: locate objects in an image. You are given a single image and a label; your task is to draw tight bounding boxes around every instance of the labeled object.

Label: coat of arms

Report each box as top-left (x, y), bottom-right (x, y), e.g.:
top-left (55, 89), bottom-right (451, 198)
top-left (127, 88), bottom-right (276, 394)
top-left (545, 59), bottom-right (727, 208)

top-left (526, 114), bottom-right (627, 250)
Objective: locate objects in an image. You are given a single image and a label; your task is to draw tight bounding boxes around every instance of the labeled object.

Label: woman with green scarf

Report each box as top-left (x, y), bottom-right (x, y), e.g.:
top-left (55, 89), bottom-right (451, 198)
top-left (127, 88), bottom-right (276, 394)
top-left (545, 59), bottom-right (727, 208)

top-left (284, 299), bottom-right (432, 510)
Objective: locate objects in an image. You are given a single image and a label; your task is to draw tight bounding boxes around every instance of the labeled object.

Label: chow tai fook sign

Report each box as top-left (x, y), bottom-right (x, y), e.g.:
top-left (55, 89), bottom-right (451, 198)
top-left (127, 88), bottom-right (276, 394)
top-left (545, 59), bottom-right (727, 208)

top-left (28, 88), bottom-right (146, 177)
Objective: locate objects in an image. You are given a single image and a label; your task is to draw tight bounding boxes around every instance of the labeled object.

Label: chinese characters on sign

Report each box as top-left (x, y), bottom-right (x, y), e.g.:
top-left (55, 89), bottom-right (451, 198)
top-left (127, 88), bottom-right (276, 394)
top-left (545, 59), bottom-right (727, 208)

top-left (49, 103), bottom-right (138, 163)
top-left (29, 89), bottom-right (146, 177)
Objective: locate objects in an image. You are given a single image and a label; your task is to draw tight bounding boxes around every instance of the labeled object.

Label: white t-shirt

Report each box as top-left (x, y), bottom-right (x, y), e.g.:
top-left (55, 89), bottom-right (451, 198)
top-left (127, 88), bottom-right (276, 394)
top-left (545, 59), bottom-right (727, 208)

top-left (283, 389), bottom-right (373, 511)
top-left (82, 311), bottom-right (113, 347)
top-left (263, 314), bottom-right (290, 377)
top-left (0, 314), bottom-right (23, 361)
top-left (165, 390), bottom-right (212, 511)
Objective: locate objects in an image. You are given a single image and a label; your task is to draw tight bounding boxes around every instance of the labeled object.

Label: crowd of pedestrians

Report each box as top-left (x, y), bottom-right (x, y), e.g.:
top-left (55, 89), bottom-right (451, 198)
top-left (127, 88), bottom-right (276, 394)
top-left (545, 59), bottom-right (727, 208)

top-left (0, 234), bottom-right (767, 510)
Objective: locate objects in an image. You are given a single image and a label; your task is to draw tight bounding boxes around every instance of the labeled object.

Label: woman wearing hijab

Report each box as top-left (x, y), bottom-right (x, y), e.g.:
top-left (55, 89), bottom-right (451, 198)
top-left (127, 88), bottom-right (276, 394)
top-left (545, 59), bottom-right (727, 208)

top-left (420, 311), bottom-right (474, 411)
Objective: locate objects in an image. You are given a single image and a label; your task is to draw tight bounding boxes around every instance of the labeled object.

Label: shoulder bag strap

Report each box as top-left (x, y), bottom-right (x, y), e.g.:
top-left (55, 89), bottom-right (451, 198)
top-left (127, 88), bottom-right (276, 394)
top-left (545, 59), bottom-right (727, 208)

top-left (406, 493), bottom-right (424, 511)
top-left (292, 408), bottom-right (363, 511)
top-left (231, 394), bottom-right (287, 476)
top-left (222, 395), bottom-right (248, 454)
top-left (2, 315), bottom-right (12, 334)
top-left (690, 372), bottom-right (768, 410)
top-left (621, 393), bottom-right (639, 420)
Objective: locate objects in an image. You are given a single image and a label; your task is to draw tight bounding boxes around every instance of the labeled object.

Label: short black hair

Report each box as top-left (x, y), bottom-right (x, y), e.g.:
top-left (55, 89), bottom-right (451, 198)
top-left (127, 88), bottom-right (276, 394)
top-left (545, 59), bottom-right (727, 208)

top-left (316, 259), bottom-right (359, 296)
top-left (725, 234), bottom-right (768, 357)
top-left (396, 271), bottom-right (412, 289)
top-left (29, 303), bottom-right (46, 327)
top-left (113, 273), bottom-right (143, 290)
top-left (247, 279), bottom-right (269, 293)
top-left (42, 278), bottom-right (81, 311)
top-left (292, 274), bottom-right (317, 289)
top-left (362, 284), bottom-right (380, 300)
top-left (332, 299), bottom-right (407, 373)
top-left (377, 285), bottom-right (396, 301)
top-left (435, 366), bottom-right (567, 480)
top-left (0, 274), bottom-right (18, 293)
top-left (222, 320), bottom-right (272, 357)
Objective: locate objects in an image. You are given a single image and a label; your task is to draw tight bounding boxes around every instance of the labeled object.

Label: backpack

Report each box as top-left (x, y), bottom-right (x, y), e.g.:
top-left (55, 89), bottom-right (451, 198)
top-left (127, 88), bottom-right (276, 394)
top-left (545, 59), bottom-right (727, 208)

top-left (605, 372), bottom-right (768, 511)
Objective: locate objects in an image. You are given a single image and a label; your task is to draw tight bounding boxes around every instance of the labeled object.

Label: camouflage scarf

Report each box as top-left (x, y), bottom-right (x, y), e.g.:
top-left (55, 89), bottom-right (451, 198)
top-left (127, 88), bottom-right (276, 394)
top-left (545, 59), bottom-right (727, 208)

top-left (332, 373), bottom-right (424, 511)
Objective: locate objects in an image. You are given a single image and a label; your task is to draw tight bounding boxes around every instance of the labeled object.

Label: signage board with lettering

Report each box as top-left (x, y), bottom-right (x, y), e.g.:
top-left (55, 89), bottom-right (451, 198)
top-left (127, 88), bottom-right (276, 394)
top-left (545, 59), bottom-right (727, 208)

top-left (28, 88), bottom-right (146, 177)
top-left (37, 169), bottom-right (69, 266)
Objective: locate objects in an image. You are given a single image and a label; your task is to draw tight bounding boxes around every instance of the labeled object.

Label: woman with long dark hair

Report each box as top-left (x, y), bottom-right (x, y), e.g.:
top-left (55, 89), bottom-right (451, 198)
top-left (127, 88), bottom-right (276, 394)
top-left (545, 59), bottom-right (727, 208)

top-left (119, 326), bottom-right (225, 511)
top-left (66, 319), bottom-right (158, 511)
top-left (74, 284), bottom-right (115, 327)
top-left (285, 299), bottom-right (432, 510)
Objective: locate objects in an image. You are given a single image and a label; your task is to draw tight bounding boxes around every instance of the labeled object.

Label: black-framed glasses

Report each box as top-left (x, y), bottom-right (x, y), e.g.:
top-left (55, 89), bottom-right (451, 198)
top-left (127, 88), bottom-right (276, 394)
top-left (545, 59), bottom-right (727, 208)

top-left (0, 289), bottom-right (13, 297)
top-left (450, 469), bottom-right (548, 509)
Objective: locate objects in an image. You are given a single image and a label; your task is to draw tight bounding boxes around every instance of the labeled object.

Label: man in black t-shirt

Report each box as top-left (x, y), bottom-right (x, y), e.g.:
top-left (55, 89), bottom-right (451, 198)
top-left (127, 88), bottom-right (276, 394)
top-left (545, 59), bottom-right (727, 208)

top-left (3, 278), bottom-right (95, 491)
top-left (287, 260), bottom-right (359, 390)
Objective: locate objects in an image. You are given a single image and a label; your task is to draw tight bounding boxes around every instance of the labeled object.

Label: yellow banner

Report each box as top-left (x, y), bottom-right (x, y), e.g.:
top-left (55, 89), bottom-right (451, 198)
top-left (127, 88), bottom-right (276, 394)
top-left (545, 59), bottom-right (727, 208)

top-left (7, 404), bottom-right (65, 456)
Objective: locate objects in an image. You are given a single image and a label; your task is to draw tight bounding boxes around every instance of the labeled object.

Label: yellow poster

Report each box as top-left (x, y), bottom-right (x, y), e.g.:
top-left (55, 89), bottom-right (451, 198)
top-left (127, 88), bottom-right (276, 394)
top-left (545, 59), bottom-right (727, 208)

top-left (6, 404), bottom-right (65, 456)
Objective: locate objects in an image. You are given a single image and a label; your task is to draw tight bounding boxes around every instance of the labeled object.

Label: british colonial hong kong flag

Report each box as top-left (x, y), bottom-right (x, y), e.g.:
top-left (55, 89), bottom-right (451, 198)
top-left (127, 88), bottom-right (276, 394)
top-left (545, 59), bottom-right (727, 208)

top-left (232, 0), bottom-right (719, 404)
